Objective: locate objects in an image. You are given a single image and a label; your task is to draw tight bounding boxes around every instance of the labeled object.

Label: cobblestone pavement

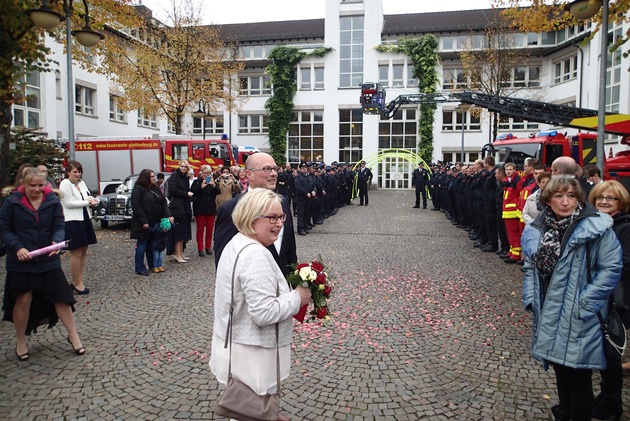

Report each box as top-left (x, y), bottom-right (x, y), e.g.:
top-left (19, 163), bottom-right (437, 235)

top-left (1, 189), bottom-right (630, 420)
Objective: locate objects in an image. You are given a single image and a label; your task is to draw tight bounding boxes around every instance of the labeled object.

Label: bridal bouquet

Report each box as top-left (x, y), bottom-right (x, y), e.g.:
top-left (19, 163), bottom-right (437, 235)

top-left (286, 260), bottom-right (332, 323)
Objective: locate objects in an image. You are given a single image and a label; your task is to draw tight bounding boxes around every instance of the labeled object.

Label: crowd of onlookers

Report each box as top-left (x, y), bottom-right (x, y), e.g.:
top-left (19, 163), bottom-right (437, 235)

top-left (428, 155), bottom-right (630, 421)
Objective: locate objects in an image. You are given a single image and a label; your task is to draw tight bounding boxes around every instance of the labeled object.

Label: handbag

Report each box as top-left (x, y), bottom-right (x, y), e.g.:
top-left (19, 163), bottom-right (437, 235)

top-left (587, 244), bottom-right (627, 357)
top-left (214, 243), bottom-right (282, 421)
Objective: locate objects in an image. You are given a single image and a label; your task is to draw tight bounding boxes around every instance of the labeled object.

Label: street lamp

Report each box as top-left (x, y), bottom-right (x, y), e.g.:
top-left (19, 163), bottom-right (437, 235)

top-left (565, 0), bottom-right (608, 173)
top-left (456, 103), bottom-right (472, 163)
top-left (193, 99), bottom-right (210, 140)
top-left (27, 0), bottom-right (104, 161)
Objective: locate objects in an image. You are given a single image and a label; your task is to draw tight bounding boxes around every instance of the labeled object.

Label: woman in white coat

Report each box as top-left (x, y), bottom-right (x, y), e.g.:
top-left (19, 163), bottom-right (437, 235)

top-left (210, 189), bottom-right (310, 417)
top-left (59, 160), bottom-right (98, 295)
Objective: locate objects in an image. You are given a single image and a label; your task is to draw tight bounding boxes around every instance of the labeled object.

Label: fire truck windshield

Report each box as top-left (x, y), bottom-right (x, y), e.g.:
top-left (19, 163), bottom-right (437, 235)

top-left (495, 143), bottom-right (541, 169)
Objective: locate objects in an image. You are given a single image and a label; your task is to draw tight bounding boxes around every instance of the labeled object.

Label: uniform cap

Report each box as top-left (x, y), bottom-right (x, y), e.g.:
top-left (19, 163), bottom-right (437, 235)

top-left (360, 160), bottom-right (366, 164)
top-left (298, 162), bottom-right (307, 168)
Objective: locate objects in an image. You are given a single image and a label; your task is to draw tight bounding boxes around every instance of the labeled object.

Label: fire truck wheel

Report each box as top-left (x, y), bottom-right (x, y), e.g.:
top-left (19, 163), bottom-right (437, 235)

top-left (100, 220), bottom-right (109, 229)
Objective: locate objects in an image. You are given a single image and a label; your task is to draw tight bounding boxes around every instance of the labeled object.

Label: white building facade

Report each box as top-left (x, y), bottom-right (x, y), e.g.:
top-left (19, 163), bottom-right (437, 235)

top-left (14, 0), bottom-right (629, 189)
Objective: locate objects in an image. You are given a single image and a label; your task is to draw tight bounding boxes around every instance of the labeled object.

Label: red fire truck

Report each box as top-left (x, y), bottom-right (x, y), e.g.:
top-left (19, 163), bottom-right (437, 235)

top-left (71, 135), bottom-right (252, 195)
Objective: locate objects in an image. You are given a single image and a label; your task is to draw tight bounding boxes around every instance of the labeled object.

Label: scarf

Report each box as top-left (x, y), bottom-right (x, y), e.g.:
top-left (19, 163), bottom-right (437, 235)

top-left (533, 204), bottom-right (582, 292)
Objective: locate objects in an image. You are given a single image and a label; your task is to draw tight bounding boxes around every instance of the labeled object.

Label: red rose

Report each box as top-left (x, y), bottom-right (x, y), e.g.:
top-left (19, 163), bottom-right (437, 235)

top-left (315, 273), bottom-right (326, 285)
top-left (296, 263), bottom-right (309, 270)
top-left (311, 261), bottom-right (324, 272)
top-left (316, 306), bottom-right (327, 319)
top-left (322, 285), bottom-right (332, 298)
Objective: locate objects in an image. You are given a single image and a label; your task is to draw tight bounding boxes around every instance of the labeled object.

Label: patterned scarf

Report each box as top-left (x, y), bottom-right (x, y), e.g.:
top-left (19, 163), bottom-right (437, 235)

top-left (533, 204), bottom-right (583, 282)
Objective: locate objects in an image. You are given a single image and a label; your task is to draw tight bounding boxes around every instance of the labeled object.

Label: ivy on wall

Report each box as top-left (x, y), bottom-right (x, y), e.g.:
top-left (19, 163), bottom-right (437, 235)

top-left (265, 47), bottom-right (332, 165)
top-left (375, 35), bottom-right (440, 163)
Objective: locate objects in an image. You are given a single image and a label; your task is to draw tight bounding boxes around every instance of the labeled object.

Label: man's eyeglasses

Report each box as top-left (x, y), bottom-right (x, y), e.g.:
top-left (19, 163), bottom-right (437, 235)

top-left (258, 214), bottom-right (286, 224)
top-left (249, 166), bottom-right (279, 174)
top-left (595, 196), bottom-right (620, 202)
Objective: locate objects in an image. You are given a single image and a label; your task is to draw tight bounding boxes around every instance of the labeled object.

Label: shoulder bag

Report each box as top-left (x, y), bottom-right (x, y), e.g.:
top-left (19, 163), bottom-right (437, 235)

top-left (214, 243), bottom-right (282, 421)
top-left (587, 244), bottom-right (627, 357)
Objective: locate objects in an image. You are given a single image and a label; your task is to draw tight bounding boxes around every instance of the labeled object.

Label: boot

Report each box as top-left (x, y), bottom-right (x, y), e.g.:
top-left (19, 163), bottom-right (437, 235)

top-left (551, 404), bottom-right (570, 421)
top-left (591, 393), bottom-right (623, 420)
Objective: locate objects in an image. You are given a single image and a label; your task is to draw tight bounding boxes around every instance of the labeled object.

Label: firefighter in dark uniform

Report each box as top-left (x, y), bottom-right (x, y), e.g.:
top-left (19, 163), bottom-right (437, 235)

top-left (294, 162), bottom-right (314, 235)
top-left (344, 162), bottom-right (355, 205)
top-left (411, 163), bottom-right (429, 209)
top-left (357, 160), bottom-right (373, 206)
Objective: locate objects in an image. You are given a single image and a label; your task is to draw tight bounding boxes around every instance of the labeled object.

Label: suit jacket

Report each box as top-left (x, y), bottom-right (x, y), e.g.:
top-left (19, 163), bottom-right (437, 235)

top-left (213, 193), bottom-right (297, 276)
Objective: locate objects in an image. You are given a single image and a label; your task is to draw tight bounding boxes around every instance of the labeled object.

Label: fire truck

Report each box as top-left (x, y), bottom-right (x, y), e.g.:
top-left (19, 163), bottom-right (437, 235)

top-left (360, 84), bottom-right (630, 188)
top-left (72, 134), bottom-right (246, 195)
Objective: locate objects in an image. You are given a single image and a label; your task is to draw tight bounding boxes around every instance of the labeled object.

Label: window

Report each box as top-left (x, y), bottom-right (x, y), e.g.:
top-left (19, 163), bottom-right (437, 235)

top-left (193, 116), bottom-right (224, 135)
top-left (443, 69), bottom-right (469, 90)
top-left (109, 95), bottom-right (126, 123)
top-left (55, 70), bottom-right (61, 99)
top-left (392, 63), bottom-right (404, 87)
top-left (338, 108), bottom-right (363, 163)
top-left (137, 108), bottom-right (157, 129)
top-left (238, 114), bottom-right (268, 134)
top-left (501, 66), bottom-right (540, 88)
top-left (75, 85), bottom-right (95, 116)
top-left (167, 113), bottom-right (176, 133)
top-left (288, 110), bottom-right (324, 164)
top-left (606, 26), bottom-right (623, 114)
top-left (13, 69), bottom-right (41, 129)
top-left (378, 109), bottom-right (417, 149)
top-left (239, 44), bottom-right (275, 60)
top-left (379, 61), bottom-right (417, 88)
top-left (498, 116), bottom-right (539, 131)
top-left (339, 16), bottom-right (364, 88)
top-left (378, 64), bottom-right (389, 87)
top-left (239, 75), bottom-right (271, 96)
top-left (554, 55), bottom-right (578, 84)
top-left (299, 64), bottom-right (324, 90)
top-left (441, 110), bottom-right (481, 132)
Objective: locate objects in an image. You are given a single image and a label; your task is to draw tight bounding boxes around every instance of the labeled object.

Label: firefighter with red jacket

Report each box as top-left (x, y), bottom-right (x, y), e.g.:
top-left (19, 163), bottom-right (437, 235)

top-left (501, 162), bottom-right (521, 264)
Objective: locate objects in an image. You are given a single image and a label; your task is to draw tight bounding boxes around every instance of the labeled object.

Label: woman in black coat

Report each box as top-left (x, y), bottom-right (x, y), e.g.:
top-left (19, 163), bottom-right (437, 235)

top-left (167, 160), bottom-right (194, 263)
top-left (131, 169), bottom-right (173, 275)
top-left (1, 168), bottom-right (85, 360)
top-left (588, 180), bottom-right (630, 420)
top-left (190, 164), bottom-right (221, 257)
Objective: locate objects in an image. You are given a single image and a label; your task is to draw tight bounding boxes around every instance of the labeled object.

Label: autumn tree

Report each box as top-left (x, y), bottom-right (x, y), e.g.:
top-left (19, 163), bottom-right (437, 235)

top-left (0, 0), bottom-right (141, 187)
top-left (458, 22), bottom-right (534, 142)
top-left (99, 1), bottom-right (243, 135)
top-left (494, 0), bottom-right (630, 64)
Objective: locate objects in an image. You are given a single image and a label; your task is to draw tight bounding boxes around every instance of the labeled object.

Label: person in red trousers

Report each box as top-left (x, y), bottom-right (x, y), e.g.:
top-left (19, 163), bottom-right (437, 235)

top-left (190, 165), bottom-right (221, 257)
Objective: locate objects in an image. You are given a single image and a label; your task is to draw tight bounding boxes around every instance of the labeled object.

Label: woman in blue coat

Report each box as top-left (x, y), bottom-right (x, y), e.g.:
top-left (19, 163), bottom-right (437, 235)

top-left (521, 175), bottom-right (621, 421)
top-left (1, 168), bottom-right (85, 360)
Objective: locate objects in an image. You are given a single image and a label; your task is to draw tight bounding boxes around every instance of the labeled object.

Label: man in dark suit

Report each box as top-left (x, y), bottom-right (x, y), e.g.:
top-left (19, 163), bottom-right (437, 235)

top-left (411, 163), bottom-right (429, 209)
top-left (213, 152), bottom-right (297, 276)
top-left (357, 160), bottom-right (373, 206)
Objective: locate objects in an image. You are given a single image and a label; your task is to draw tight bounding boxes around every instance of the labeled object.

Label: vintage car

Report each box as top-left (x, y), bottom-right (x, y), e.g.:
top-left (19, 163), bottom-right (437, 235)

top-left (93, 174), bottom-right (138, 228)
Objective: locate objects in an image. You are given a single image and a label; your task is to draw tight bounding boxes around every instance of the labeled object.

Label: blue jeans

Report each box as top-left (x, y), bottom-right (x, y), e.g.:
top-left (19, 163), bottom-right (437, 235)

top-left (152, 250), bottom-right (164, 269)
top-left (134, 240), bottom-right (153, 273)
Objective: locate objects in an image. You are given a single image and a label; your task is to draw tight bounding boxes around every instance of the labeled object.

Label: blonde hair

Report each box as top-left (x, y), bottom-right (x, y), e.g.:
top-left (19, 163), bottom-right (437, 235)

top-left (232, 188), bottom-right (282, 236)
top-left (200, 165), bottom-right (212, 173)
top-left (589, 180), bottom-right (630, 213)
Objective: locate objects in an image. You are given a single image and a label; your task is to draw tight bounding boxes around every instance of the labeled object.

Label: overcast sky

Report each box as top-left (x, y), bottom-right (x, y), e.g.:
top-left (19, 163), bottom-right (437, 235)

top-left (137, 0), bottom-right (498, 25)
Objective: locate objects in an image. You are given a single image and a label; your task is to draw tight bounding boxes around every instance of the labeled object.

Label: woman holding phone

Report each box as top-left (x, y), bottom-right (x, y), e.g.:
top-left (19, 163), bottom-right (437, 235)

top-left (190, 165), bottom-right (221, 257)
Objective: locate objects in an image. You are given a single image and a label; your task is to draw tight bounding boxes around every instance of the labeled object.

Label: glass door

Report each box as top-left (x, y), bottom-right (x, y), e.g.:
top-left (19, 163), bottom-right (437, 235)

top-left (379, 156), bottom-right (412, 189)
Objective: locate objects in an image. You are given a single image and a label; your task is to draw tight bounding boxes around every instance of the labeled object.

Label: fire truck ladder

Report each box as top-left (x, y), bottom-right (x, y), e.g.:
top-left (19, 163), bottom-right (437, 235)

top-left (368, 86), bottom-right (630, 139)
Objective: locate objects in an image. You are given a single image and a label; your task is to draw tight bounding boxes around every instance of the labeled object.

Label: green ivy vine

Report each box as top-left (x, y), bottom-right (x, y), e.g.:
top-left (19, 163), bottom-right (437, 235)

top-left (265, 46), bottom-right (332, 165)
top-left (376, 35), bottom-right (440, 163)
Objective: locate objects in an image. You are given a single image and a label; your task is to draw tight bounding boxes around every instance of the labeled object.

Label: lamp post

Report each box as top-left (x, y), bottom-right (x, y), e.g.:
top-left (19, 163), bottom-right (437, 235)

top-left (565, 0), bottom-right (609, 173)
top-left (456, 103), bottom-right (472, 163)
top-left (28, 0), bottom-right (104, 161)
top-left (193, 99), bottom-right (210, 140)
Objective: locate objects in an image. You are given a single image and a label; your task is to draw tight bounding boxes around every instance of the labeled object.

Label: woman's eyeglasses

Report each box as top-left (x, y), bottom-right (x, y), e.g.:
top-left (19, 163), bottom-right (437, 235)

top-left (258, 214), bottom-right (286, 224)
top-left (595, 196), bottom-right (620, 202)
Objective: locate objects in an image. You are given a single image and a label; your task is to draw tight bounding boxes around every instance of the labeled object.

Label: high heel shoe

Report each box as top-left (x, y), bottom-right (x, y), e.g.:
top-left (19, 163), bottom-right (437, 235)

top-left (15, 349), bottom-right (29, 361)
top-left (70, 284), bottom-right (90, 295)
top-left (173, 257), bottom-right (187, 263)
top-left (67, 336), bottom-right (86, 355)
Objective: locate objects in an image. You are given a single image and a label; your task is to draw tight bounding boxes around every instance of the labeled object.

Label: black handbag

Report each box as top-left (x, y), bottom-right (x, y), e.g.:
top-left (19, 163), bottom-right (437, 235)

top-left (597, 305), bottom-right (627, 357)
top-left (214, 243), bottom-right (281, 421)
top-left (587, 244), bottom-right (626, 357)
